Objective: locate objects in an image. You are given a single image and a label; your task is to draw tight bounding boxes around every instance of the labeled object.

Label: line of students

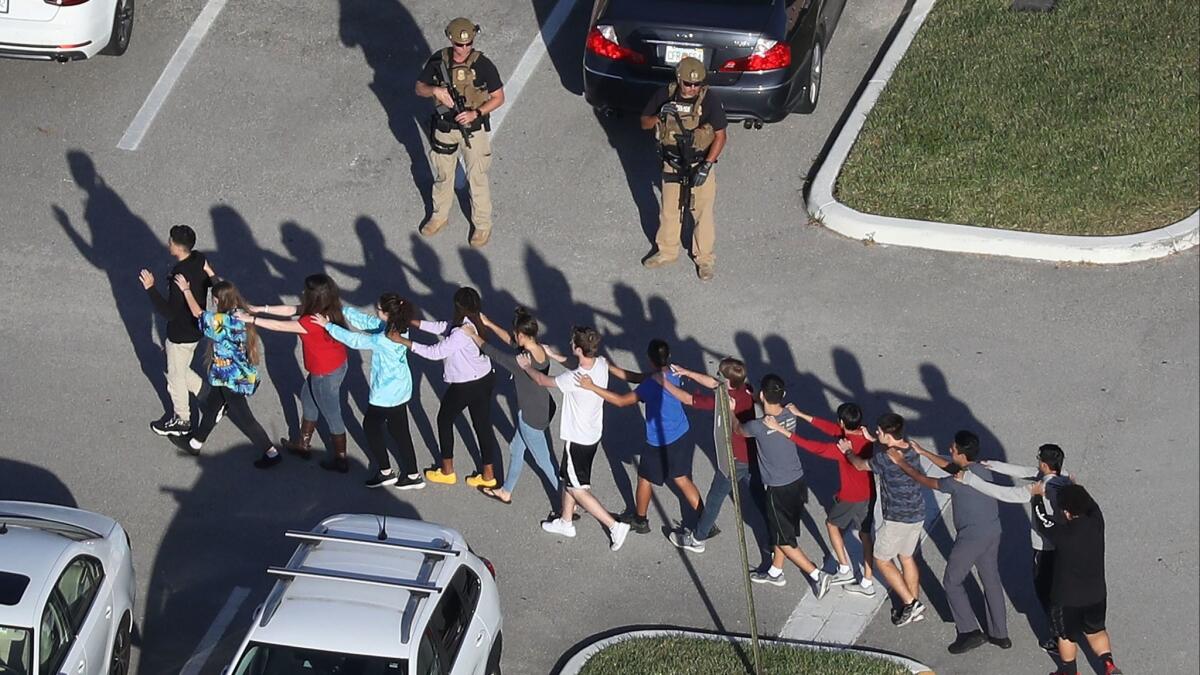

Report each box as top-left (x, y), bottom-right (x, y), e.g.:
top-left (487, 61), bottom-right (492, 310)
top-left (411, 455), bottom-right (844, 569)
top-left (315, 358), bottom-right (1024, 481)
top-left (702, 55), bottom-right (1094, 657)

top-left (141, 234), bottom-right (1120, 674)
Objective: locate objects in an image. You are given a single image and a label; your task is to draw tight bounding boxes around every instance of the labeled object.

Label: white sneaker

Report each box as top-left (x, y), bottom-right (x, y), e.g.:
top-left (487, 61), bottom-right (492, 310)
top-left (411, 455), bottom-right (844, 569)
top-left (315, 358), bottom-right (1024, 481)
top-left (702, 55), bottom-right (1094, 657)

top-left (845, 581), bottom-right (877, 597)
top-left (829, 569), bottom-right (856, 586)
top-left (609, 522), bottom-right (631, 551)
top-left (670, 529), bottom-right (706, 553)
top-left (541, 518), bottom-right (576, 538)
top-left (750, 571), bottom-right (786, 587)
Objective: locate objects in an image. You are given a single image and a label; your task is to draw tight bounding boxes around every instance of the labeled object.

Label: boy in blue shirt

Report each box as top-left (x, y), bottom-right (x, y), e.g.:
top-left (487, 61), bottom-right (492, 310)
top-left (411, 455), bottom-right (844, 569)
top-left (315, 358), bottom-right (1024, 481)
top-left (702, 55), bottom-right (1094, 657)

top-left (579, 339), bottom-right (703, 535)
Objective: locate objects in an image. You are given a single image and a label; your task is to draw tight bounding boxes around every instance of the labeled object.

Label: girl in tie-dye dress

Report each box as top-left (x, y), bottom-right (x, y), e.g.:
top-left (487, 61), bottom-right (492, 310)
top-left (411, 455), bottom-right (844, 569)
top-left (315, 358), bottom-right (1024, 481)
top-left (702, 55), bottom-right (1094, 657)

top-left (174, 275), bottom-right (282, 469)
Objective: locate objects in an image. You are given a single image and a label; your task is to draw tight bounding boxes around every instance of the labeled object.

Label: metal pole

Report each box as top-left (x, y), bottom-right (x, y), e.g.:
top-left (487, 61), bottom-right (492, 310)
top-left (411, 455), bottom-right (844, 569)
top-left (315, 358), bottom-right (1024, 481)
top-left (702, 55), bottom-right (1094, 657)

top-left (715, 377), bottom-right (763, 675)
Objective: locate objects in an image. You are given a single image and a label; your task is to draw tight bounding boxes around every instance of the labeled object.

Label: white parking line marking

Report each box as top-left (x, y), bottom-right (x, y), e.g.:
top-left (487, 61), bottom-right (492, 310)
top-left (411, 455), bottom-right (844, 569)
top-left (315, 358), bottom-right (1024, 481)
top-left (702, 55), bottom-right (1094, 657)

top-left (117, 0), bottom-right (230, 151)
top-left (178, 586), bottom-right (250, 675)
top-left (489, 0), bottom-right (582, 134)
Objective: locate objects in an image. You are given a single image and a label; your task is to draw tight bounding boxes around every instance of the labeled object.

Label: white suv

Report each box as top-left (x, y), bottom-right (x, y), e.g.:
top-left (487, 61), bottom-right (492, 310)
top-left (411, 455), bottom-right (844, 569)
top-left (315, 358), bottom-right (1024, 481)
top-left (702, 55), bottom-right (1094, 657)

top-left (0, 501), bottom-right (137, 675)
top-left (226, 515), bottom-right (503, 675)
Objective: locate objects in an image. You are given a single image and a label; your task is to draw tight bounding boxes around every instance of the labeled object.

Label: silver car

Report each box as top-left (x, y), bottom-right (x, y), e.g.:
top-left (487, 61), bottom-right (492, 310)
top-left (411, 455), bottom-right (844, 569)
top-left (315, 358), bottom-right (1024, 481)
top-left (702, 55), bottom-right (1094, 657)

top-left (225, 514), bottom-right (503, 675)
top-left (0, 501), bottom-right (137, 675)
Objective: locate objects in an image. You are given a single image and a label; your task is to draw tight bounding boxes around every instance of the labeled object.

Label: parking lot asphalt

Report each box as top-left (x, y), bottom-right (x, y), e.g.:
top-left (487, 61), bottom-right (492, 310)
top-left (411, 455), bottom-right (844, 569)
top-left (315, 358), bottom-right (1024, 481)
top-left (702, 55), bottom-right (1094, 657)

top-left (1, 1), bottom-right (1196, 674)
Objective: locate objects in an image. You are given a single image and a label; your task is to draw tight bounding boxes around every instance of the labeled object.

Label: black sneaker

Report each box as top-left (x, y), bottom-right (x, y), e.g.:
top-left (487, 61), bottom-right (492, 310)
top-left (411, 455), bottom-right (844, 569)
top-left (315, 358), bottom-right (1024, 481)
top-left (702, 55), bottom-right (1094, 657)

top-left (151, 416), bottom-right (191, 437)
top-left (894, 600), bottom-right (921, 627)
top-left (989, 635), bottom-right (1013, 649)
top-left (947, 630), bottom-right (987, 654)
top-left (707, 524), bottom-right (722, 538)
top-left (1039, 637), bottom-right (1060, 654)
top-left (618, 513), bottom-right (651, 534)
top-left (253, 452), bottom-right (283, 469)
top-left (394, 474), bottom-right (426, 491)
top-left (365, 471), bottom-right (398, 489)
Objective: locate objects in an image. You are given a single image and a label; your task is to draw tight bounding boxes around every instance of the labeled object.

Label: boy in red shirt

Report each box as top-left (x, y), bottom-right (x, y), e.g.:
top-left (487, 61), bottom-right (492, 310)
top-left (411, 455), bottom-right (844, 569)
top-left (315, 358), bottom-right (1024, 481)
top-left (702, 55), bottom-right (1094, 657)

top-left (657, 358), bottom-right (763, 553)
top-left (763, 402), bottom-right (876, 596)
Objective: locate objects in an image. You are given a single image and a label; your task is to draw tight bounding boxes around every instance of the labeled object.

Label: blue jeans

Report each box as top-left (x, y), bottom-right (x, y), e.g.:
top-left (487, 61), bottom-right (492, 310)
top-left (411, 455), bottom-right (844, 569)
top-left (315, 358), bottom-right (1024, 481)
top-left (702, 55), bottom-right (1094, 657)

top-left (695, 461), bottom-right (755, 540)
top-left (300, 361), bottom-right (347, 434)
top-left (501, 412), bottom-right (559, 495)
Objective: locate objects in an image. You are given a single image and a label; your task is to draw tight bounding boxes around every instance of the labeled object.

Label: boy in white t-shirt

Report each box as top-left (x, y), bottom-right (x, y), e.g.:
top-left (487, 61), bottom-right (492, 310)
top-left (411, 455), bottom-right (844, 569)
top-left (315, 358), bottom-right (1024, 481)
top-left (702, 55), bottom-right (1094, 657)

top-left (519, 326), bottom-right (631, 551)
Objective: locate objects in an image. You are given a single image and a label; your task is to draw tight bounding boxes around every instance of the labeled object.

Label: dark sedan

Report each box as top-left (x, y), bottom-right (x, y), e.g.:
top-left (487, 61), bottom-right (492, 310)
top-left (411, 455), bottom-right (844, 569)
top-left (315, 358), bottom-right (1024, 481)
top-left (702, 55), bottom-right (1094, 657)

top-left (583, 0), bottom-right (847, 125)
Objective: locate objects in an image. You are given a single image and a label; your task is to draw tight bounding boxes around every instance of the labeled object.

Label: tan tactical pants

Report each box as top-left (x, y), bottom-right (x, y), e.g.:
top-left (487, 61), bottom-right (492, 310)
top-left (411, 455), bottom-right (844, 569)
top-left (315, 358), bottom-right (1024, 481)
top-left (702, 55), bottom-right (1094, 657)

top-left (657, 163), bottom-right (716, 266)
top-left (166, 339), bottom-right (203, 422)
top-left (429, 127), bottom-right (493, 230)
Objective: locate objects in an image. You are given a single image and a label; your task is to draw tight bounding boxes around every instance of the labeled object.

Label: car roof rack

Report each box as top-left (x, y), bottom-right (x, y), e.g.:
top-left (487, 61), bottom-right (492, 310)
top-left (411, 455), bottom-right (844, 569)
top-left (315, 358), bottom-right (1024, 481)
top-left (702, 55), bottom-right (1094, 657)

top-left (258, 523), bottom-right (458, 643)
top-left (283, 529), bottom-right (461, 557)
top-left (266, 565), bottom-right (443, 594)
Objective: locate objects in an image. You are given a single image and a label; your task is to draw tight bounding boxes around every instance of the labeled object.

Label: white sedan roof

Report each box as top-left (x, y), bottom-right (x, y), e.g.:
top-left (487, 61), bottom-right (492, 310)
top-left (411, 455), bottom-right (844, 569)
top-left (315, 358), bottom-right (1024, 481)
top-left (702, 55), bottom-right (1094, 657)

top-left (250, 515), bottom-right (468, 659)
top-left (0, 501), bottom-right (116, 628)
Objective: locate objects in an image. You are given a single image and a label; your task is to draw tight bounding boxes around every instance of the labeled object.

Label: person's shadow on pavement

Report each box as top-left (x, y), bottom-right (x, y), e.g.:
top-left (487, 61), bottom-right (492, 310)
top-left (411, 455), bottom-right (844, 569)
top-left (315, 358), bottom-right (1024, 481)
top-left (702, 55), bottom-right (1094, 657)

top-left (338, 0), bottom-right (435, 223)
top-left (53, 150), bottom-right (171, 416)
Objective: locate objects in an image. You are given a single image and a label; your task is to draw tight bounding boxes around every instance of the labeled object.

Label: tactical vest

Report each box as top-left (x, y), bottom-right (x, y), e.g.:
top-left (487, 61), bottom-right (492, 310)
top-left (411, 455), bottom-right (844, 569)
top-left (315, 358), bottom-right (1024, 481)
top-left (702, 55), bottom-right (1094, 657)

top-left (438, 48), bottom-right (491, 110)
top-left (657, 83), bottom-right (715, 153)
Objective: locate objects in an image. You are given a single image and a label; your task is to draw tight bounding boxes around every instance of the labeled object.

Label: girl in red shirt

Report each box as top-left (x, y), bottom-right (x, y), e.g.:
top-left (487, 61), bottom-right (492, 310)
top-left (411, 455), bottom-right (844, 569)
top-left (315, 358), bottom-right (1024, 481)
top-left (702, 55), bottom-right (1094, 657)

top-left (242, 274), bottom-right (351, 472)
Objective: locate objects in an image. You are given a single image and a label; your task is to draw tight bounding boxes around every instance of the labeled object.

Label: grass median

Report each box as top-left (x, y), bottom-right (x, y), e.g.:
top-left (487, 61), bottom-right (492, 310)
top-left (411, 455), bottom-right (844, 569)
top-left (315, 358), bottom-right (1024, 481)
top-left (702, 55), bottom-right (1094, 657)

top-left (576, 636), bottom-right (909, 675)
top-left (836, 0), bottom-right (1199, 235)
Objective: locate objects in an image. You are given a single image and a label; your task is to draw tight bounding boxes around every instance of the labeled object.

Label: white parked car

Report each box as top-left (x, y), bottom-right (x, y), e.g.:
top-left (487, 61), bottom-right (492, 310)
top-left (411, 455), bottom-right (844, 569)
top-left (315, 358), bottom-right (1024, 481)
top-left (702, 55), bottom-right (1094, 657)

top-left (0, 501), bottom-right (137, 675)
top-left (226, 515), bottom-right (503, 675)
top-left (0, 0), bottom-right (133, 62)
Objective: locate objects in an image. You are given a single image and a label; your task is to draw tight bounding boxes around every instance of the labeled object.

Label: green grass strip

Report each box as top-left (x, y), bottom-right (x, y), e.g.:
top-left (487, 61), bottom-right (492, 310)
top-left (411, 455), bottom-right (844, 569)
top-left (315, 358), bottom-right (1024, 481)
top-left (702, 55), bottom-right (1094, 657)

top-left (837, 0), bottom-right (1199, 235)
top-left (577, 636), bottom-right (909, 675)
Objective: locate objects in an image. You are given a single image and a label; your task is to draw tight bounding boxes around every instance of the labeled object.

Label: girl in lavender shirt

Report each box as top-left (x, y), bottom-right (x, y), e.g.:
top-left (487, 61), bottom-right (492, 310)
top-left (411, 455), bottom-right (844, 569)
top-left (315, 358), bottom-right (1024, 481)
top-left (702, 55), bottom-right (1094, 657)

top-left (396, 287), bottom-right (499, 487)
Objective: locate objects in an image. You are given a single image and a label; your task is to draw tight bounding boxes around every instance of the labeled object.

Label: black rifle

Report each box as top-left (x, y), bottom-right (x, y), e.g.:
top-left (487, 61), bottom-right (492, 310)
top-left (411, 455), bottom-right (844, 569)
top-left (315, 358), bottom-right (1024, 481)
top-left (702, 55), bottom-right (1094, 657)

top-left (438, 60), bottom-right (474, 149)
top-left (668, 108), bottom-right (697, 216)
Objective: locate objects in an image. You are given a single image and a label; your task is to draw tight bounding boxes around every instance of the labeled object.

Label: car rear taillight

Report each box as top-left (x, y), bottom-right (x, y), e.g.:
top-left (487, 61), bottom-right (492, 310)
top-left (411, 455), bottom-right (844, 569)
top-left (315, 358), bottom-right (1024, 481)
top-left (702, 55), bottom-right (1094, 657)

top-left (481, 557), bottom-right (497, 579)
top-left (719, 38), bottom-right (791, 72)
top-left (44, 0), bottom-right (91, 6)
top-left (587, 25), bottom-right (645, 64)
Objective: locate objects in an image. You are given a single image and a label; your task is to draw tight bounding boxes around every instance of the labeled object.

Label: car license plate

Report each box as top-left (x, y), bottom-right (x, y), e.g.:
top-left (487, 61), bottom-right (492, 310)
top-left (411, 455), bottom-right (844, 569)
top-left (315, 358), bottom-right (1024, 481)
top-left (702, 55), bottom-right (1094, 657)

top-left (664, 45), bottom-right (703, 65)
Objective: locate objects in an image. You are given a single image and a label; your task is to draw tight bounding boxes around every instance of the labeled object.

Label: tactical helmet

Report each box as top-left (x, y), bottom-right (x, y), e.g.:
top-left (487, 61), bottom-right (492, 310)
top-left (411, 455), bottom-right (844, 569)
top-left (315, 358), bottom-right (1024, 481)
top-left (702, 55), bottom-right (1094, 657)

top-left (676, 57), bottom-right (706, 84)
top-left (445, 18), bottom-right (479, 45)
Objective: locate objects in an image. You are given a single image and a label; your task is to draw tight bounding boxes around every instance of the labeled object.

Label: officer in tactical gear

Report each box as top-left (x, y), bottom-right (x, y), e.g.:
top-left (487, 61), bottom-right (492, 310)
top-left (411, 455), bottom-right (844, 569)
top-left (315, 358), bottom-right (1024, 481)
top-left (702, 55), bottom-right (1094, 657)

top-left (415, 18), bottom-right (506, 248)
top-left (640, 56), bottom-right (728, 281)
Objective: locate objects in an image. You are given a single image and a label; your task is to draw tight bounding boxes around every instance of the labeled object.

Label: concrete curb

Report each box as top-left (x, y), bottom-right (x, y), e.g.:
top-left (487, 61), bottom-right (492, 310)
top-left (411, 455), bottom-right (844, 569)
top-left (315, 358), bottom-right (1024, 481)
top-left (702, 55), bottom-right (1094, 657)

top-left (555, 628), bottom-right (934, 674)
top-left (807, 0), bottom-right (1200, 264)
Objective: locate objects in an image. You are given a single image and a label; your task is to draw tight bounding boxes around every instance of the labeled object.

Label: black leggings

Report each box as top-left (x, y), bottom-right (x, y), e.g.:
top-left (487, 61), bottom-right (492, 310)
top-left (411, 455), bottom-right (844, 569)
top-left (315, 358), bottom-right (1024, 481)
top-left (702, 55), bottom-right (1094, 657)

top-left (193, 386), bottom-right (272, 451)
top-left (436, 371), bottom-right (497, 466)
top-left (364, 403), bottom-right (417, 475)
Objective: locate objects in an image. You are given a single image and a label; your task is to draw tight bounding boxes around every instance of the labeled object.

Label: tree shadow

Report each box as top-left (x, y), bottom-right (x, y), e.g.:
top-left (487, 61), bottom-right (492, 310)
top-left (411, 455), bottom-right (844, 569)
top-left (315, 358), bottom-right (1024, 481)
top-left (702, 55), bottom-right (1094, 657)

top-left (53, 150), bottom-right (171, 416)
top-left (137, 444), bottom-right (422, 675)
top-left (337, 0), bottom-right (435, 220)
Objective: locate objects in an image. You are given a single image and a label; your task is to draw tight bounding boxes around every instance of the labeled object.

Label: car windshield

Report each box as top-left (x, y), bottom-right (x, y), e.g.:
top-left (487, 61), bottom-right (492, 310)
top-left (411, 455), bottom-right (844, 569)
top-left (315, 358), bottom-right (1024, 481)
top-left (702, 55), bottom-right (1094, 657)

top-left (231, 643), bottom-right (408, 675)
top-left (0, 625), bottom-right (33, 675)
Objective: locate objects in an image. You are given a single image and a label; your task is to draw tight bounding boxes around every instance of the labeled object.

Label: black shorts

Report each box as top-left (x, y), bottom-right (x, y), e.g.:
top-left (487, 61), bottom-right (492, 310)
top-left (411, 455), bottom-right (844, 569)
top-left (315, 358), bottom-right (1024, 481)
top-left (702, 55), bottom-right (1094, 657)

top-left (765, 478), bottom-right (809, 548)
top-left (561, 441), bottom-right (599, 490)
top-left (637, 437), bottom-right (694, 485)
top-left (1050, 599), bottom-right (1107, 639)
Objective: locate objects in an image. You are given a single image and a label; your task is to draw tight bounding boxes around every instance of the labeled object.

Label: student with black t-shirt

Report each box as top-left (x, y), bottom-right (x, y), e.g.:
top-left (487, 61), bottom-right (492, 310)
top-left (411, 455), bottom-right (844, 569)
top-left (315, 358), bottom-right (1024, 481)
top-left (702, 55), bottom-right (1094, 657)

top-left (1036, 484), bottom-right (1123, 675)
